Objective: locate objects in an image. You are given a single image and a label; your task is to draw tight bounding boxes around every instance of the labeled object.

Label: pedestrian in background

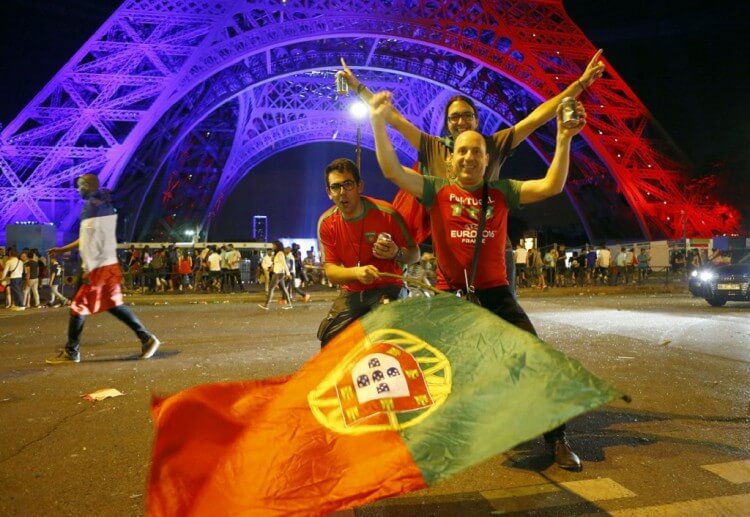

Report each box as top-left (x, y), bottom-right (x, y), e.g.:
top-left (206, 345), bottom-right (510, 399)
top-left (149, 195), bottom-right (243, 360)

top-left (258, 241), bottom-right (294, 311)
top-left (46, 174), bottom-right (160, 364)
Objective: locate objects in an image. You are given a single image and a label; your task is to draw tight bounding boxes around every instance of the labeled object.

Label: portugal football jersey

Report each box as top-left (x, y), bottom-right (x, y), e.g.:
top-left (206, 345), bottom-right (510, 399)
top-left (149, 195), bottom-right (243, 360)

top-left (420, 176), bottom-right (522, 290)
top-left (318, 197), bottom-right (415, 292)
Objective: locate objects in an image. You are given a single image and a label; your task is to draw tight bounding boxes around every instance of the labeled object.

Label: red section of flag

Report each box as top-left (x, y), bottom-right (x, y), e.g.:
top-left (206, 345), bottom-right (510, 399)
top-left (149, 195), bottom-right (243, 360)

top-left (147, 323), bottom-right (426, 516)
top-left (70, 263), bottom-right (123, 316)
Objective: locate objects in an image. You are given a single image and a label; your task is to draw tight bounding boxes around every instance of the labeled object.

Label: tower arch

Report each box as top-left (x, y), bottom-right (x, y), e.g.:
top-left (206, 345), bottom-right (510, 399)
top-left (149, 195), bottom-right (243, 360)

top-left (0, 0), bottom-right (740, 242)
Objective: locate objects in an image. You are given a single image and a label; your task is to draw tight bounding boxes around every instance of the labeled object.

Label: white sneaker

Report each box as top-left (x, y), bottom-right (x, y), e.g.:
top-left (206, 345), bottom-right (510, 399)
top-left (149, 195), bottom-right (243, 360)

top-left (140, 336), bottom-right (161, 359)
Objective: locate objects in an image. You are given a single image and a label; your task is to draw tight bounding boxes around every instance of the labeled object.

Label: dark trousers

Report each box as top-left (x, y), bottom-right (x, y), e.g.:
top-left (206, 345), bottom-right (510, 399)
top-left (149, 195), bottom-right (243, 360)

top-left (318, 285), bottom-right (408, 347)
top-left (66, 305), bottom-right (151, 355)
top-left (475, 285), bottom-right (566, 442)
top-left (10, 278), bottom-right (25, 307)
top-left (228, 269), bottom-right (242, 291)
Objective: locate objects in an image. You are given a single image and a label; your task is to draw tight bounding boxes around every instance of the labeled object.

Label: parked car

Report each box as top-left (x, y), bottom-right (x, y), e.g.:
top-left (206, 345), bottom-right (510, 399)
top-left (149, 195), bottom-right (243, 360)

top-left (700, 253), bottom-right (750, 306)
top-left (688, 263), bottom-right (716, 297)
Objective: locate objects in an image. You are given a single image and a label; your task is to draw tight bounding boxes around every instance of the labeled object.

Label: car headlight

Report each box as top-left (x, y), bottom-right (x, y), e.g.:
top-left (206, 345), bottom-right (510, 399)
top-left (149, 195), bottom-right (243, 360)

top-left (699, 270), bottom-right (716, 281)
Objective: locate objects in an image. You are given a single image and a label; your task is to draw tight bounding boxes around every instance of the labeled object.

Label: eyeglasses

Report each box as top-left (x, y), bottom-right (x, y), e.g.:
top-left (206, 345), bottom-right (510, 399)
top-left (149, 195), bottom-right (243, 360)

top-left (328, 180), bottom-right (357, 193)
top-left (447, 112), bottom-right (476, 123)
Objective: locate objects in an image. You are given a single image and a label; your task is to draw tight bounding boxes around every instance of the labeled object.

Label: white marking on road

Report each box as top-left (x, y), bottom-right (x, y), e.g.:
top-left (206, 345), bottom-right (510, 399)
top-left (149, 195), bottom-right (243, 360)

top-left (560, 478), bottom-right (636, 500)
top-left (702, 459), bottom-right (750, 484)
top-left (609, 492), bottom-right (750, 515)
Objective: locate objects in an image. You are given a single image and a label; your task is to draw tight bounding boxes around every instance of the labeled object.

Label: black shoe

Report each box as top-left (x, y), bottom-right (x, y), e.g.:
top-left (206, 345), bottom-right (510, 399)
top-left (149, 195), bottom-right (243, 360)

top-left (46, 350), bottom-right (81, 364)
top-left (548, 438), bottom-right (582, 471)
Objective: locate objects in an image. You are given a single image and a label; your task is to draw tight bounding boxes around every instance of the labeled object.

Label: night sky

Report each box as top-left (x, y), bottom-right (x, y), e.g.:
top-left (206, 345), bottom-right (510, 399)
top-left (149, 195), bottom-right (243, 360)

top-left (2, 0), bottom-right (748, 240)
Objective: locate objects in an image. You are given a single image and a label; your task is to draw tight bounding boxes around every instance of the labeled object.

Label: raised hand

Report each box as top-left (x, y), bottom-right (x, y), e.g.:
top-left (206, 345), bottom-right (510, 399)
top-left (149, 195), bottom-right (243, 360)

top-left (338, 57), bottom-right (360, 89)
top-left (369, 91), bottom-right (393, 122)
top-left (579, 49), bottom-right (605, 89)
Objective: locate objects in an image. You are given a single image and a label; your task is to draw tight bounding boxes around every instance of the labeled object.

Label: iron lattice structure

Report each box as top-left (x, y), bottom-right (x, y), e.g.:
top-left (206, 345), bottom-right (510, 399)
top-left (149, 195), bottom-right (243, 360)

top-left (0, 0), bottom-right (741, 242)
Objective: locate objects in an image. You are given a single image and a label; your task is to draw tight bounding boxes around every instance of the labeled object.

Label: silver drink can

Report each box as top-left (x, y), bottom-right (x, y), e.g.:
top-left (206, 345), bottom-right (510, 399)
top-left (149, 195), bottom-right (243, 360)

top-left (336, 74), bottom-right (349, 96)
top-left (377, 232), bottom-right (392, 242)
top-left (560, 97), bottom-right (579, 129)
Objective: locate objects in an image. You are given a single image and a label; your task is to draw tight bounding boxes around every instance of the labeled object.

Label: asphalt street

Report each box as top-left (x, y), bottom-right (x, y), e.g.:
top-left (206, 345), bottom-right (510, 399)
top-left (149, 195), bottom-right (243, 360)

top-left (0, 287), bottom-right (748, 516)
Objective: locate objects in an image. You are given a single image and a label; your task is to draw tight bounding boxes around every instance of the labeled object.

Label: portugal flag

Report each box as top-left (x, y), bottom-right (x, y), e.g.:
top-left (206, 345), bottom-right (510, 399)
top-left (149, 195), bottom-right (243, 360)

top-left (147, 295), bottom-right (624, 516)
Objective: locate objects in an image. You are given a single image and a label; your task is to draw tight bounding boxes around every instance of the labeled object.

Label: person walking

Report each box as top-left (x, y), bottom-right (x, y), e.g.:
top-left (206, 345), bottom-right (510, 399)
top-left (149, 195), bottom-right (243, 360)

top-left (257, 241), bottom-right (294, 310)
top-left (47, 252), bottom-right (70, 307)
top-left (45, 174), bottom-right (160, 364)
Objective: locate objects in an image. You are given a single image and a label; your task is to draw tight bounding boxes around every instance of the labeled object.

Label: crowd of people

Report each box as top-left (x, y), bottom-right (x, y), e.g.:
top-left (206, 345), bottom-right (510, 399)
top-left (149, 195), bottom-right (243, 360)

top-left (514, 243), bottom-right (654, 288)
top-left (0, 246), bottom-right (70, 311)
top-left (119, 242), bottom-right (323, 297)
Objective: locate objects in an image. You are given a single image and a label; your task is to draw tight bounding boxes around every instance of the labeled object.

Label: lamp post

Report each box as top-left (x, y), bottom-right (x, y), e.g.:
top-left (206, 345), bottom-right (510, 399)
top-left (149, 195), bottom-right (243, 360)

top-left (349, 101), bottom-right (368, 172)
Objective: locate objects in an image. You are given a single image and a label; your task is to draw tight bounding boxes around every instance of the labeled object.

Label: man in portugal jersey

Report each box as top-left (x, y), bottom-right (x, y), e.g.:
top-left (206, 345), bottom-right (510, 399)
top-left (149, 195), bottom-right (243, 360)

top-left (370, 91), bottom-right (588, 472)
top-left (316, 158), bottom-right (420, 347)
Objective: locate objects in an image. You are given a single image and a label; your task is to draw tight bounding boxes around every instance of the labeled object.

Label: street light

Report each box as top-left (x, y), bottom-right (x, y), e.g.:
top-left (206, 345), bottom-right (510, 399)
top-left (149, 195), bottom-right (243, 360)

top-left (349, 100), bottom-right (368, 172)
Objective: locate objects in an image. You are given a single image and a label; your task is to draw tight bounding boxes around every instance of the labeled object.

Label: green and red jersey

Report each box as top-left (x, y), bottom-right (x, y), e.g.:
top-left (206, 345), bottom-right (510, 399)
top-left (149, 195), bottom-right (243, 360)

top-left (317, 196), bottom-right (415, 292)
top-left (420, 176), bottom-right (522, 290)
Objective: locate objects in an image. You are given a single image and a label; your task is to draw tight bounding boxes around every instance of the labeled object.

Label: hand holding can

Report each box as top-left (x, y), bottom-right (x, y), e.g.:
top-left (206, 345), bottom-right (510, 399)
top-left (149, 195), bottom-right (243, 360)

top-left (560, 97), bottom-right (579, 129)
top-left (335, 72), bottom-right (349, 96)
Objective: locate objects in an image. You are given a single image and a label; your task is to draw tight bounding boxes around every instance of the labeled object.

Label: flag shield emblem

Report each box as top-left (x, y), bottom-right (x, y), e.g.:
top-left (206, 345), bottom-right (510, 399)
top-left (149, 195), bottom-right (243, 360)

top-left (308, 328), bottom-right (452, 434)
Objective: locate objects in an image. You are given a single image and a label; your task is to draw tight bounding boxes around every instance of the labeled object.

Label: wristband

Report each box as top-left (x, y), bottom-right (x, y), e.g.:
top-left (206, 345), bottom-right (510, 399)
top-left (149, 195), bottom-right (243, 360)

top-left (356, 83), bottom-right (366, 95)
top-left (394, 247), bottom-right (404, 262)
top-left (577, 79), bottom-right (586, 91)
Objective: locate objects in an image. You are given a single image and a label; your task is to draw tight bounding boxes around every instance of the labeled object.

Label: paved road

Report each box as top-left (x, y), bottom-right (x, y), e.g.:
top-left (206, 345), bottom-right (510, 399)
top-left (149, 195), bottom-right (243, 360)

top-left (1, 289), bottom-right (748, 516)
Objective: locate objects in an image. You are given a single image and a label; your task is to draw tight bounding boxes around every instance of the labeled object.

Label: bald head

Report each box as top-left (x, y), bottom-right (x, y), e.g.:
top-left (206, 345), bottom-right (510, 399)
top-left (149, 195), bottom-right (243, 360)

top-left (450, 130), bottom-right (489, 187)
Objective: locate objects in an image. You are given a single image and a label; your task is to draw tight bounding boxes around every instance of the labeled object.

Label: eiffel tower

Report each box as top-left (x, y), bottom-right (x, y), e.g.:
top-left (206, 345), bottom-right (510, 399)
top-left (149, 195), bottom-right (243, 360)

top-left (0, 0), bottom-right (741, 243)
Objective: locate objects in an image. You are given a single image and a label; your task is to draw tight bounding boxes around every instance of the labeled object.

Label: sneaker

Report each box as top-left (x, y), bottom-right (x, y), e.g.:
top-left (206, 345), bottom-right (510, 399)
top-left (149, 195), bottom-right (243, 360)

top-left (10, 306), bottom-right (25, 311)
top-left (257, 304), bottom-right (269, 310)
top-left (46, 350), bottom-right (81, 364)
top-left (282, 305), bottom-right (293, 310)
top-left (140, 335), bottom-right (161, 359)
top-left (303, 294), bottom-right (311, 303)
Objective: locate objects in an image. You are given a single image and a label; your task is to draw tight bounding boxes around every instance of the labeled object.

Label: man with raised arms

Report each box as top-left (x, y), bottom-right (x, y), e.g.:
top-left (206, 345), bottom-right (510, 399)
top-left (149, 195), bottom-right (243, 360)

top-left (370, 91), bottom-right (587, 471)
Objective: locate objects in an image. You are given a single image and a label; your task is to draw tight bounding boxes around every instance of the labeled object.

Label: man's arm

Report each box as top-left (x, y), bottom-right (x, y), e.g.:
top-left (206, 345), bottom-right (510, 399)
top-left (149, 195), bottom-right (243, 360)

top-left (511, 49), bottom-right (604, 148)
top-left (323, 262), bottom-right (381, 286)
top-left (340, 59), bottom-right (422, 149)
top-left (370, 91), bottom-right (425, 198)
top-left (48, 239), bottom-right (80, 255)
top-left (519, 100), bottom-right (586, 205)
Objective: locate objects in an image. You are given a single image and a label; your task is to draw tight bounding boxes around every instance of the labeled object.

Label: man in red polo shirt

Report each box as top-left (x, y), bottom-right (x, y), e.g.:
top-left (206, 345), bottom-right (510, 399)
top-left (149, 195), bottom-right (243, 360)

top-left (370, 91), bottom-right (588, 471)
top-left (316, 158), bottom-right (420, 347)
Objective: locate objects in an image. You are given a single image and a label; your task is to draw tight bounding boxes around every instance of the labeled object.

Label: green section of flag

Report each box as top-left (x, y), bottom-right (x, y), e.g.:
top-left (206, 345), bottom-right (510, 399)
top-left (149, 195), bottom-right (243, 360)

top-left (360, 294), bottom-right (624, 485)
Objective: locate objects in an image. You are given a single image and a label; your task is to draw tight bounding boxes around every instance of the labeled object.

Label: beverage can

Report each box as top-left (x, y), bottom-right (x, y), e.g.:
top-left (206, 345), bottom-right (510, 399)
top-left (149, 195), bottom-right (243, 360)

top-left (377, 232), bottom-right (392, 242)
top-left (560, 97), bottom-right (579, 129)
top-left (336, 73), bottom-right (349, 96)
